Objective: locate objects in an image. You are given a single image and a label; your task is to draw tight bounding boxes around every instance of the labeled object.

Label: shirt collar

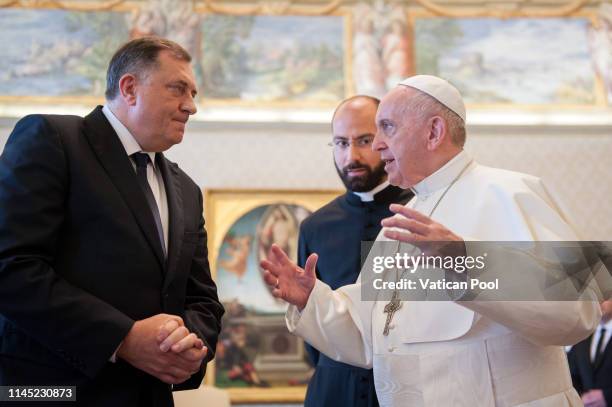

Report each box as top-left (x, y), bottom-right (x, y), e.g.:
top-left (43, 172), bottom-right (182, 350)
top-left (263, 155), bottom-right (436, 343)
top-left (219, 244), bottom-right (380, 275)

top-left (352, 180), bottom-right (390, 202)
top-left (411, 150), bottom-right (473, 197)
top-left (601, 318), bottom-right (612, 331)
top-left (102, 105), bottom-right (156, 167)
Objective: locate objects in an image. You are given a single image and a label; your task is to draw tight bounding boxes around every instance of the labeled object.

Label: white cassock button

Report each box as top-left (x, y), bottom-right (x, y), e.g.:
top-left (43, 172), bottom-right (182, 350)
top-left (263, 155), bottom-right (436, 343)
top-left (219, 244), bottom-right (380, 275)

top-left (388, 346), bottom-right (395, 353)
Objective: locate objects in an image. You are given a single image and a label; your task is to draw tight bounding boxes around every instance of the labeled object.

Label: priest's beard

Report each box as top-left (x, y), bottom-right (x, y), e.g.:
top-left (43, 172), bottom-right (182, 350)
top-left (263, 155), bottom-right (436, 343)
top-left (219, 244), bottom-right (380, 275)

top-left (336, 161), bottom-right (387, 193)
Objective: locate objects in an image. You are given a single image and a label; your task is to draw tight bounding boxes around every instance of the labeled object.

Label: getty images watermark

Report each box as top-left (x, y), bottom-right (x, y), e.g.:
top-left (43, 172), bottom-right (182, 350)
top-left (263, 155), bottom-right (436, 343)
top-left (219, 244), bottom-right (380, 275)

top-left (371, 251), bottom-right (496, 291)
top-left (360, 241), bottom-right (612, 302)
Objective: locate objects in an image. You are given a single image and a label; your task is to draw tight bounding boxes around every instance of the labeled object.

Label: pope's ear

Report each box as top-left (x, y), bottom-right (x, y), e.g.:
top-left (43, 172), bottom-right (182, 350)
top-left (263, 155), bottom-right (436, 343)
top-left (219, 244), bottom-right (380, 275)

top-left (117, 73), bottom-right (138, 106)
top-left (426, 116), bottom-right (447, 150)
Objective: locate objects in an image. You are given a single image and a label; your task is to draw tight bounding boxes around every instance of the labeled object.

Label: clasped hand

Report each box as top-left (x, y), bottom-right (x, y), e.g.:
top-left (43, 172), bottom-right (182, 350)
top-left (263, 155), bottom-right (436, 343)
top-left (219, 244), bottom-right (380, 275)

top-left (117, 314), bottom-right (207, 385)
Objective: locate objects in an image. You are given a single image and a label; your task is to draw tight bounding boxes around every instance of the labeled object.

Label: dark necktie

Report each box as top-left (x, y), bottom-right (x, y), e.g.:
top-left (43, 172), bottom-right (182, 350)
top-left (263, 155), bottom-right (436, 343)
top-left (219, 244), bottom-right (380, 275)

top-left (594, 327), bottom-right (607, 365)
top-left (131, 152), bottom-right (166, 258)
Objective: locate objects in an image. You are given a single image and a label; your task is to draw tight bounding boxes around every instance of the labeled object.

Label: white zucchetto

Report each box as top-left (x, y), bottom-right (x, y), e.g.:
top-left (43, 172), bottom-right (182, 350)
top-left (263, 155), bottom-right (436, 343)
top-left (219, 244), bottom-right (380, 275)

top-left (398, 75), bottom-right (466, 121)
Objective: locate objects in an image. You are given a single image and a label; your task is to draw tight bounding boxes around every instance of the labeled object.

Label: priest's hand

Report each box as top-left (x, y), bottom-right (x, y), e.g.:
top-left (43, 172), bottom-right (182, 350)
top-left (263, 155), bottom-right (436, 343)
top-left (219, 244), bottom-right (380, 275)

top-left (381, 204), bottom-right (466, 258)
top-left (260, 244), bottom-right (318, 311)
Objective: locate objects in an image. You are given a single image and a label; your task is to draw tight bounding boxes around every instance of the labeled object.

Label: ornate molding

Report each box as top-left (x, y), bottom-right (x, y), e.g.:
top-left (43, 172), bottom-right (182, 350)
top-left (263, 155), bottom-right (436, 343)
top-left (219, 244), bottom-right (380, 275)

top-left (411, 0), bottom-right (591, 17)
top-left (197, 0), bottom-right (343, 15)
top-left (0, 0), bottom-right (129, 10)
top-left (0, 0), bottom-right (594, 15)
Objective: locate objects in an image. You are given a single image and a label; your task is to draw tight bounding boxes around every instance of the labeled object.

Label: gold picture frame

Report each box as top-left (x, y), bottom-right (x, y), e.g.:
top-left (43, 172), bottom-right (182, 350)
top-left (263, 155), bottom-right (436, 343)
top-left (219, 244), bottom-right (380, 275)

top-left (0, 0), bottom-right (353, 109)
top-left (203, 188), bottom-right (340, 404)
top-left (407, 8), bottom-right (608, 109)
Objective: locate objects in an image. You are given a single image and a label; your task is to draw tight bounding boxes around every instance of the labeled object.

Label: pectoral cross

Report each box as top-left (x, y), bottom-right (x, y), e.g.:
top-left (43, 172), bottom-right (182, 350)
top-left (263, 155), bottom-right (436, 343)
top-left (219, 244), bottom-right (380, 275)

top-left (383, 290), bottom-right (402, 336)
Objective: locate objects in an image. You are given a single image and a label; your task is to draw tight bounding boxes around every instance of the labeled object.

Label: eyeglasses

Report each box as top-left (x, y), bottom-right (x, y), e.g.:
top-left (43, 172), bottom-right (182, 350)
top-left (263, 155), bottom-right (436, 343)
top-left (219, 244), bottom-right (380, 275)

top-left (328, 137), bottom-right (374, 151)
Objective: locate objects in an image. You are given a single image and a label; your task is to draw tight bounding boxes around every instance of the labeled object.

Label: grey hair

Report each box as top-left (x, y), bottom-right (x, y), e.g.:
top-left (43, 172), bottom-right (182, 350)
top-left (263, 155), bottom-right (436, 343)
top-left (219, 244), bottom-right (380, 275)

top-left (105, 36), bottom-right (191, 100)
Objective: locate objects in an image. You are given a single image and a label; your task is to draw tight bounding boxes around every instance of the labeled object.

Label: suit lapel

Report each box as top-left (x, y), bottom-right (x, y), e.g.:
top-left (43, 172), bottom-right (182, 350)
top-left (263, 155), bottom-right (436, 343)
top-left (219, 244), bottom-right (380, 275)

top-left (82, 106), bottom-right (165, 269)
top-left (158, 154), bottom-right (184, 288)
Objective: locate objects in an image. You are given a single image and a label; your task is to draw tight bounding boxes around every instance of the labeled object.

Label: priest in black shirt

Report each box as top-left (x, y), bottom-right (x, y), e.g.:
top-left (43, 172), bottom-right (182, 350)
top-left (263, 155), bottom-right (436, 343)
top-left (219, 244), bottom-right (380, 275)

top-left (298, 96), bottom-right (413, 407)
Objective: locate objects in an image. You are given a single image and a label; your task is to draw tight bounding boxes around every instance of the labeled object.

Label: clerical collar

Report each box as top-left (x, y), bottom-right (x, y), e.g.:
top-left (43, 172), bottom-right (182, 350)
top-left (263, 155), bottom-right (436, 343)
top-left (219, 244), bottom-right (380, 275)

top-left (352, 181), bottom-right (390, 202)
top-left (411, 150), bottom-right (473, 197)
top-left (102, 105), bottom-right (156, 167)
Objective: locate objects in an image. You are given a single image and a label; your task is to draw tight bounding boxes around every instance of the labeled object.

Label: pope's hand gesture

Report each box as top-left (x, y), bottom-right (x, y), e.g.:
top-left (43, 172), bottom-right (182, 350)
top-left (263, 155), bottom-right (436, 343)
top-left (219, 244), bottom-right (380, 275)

top-left (381, 204), bottom-right (465, 258)
top-left (260, 244), bottom-right (318, 311)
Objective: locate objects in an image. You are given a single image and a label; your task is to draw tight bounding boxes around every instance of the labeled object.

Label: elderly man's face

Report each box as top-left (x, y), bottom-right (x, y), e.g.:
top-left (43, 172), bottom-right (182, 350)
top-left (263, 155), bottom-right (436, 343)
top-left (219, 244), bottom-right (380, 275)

top-left (128, 50), bottom-right (198, 152)
top-left (373, 87), bottom-right (430, 189)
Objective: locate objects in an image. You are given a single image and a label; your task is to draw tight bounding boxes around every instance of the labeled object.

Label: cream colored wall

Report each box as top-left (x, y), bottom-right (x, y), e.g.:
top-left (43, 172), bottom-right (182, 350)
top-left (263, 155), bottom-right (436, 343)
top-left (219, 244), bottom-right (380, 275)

top-left (162, 120), bottom-right (612, 240)
top-left (1, 119), bottom-right (610, 240)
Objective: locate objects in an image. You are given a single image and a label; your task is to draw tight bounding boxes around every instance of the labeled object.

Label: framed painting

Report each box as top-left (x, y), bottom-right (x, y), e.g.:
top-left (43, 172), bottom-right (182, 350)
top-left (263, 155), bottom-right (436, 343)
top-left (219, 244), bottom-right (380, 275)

top-left (0, 3), bottom-right (135, 105)
top-left (199, 12), bottom-right (352, 107)
top-left (409, 11), bottom-right (608, 108)
top-left (0, 1), bottom-right (352, 109)
top-left (203, 189), bottom-right (340, 403)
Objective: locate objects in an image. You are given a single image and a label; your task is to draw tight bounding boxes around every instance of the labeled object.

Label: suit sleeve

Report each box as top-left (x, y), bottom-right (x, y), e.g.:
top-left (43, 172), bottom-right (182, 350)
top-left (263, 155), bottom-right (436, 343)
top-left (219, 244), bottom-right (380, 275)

top-left (176, 189), bottom-right (224, 390)
top-left (0, 115), bottom-right (134, 378)
top-left (297, 225), bottom-right (319, 367)
top-left (604, 386), bottom-right (612, 406)
top-left (566, 346), bottom-right (584, 395)
top-left (286, 280), bottom-right (374, 369)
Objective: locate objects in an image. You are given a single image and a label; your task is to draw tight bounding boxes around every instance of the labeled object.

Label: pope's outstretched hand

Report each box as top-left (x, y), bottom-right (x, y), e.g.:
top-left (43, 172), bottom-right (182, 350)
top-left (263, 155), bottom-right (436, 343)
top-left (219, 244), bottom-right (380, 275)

top-left (260, 244), bottom-right (318, 311)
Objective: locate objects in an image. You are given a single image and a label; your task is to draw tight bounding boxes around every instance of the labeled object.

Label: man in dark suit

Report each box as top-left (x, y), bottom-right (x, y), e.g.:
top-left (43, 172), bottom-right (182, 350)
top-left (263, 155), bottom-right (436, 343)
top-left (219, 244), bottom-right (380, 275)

top-left (298, 96), bottom-right (413, 406)
top-left (0, 37), bottom-right (224, 406)
top-left (568, 300), bottom-right (612, 407)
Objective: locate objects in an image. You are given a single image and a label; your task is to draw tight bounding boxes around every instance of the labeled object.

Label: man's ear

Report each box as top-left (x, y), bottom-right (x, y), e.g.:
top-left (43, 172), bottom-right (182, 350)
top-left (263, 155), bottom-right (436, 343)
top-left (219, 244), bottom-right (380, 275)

top-left (117, 73), bottom-right (138, 106)
top-left (426, 116), bottom-right (447, 151)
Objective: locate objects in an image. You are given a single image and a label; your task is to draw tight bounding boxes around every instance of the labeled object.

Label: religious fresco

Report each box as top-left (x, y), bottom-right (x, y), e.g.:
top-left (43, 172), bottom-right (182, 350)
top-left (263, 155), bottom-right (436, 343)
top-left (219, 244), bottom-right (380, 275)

top-left (0, 1), bottom-right (348, 106)
top-left (1, 0), bottom-right (611, 109)
top-left (589, 4), bottom-right (612, 105)
top-left (0, 8), bottom-right (130, 98)
top-left (352, 3), bottom-right (412, 98)
top-left (214, 204), bottom-right (311, 389)
top-left (204, 189), bottom-right (339, 403)
top-left (216, 203), bottom-right (310, 314)
top-left (201, 14), bottom-right (346, 103)
top-left (414, 17), bottom-right (598, 105)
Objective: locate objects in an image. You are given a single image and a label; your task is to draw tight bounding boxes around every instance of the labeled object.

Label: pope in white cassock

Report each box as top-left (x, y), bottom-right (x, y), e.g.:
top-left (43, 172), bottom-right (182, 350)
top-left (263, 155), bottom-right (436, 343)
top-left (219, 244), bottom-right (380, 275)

top-left (260, 75), bottom-right (601, 406)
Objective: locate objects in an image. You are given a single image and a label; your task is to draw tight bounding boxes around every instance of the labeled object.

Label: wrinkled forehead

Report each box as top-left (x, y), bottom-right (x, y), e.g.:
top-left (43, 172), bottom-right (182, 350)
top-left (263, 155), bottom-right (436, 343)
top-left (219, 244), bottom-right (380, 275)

top-left (173, 59), bottom-right (197, 85)
top-left (157, 51), bottom-right (196, 80)
top-left (376, 87), bottom-right (414, 121)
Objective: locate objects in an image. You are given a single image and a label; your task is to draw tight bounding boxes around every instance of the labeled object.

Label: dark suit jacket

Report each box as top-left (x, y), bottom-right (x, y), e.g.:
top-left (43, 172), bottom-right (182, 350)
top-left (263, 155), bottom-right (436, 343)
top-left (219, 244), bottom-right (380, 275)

top-left (0, 107), bottom-right (224, 406)
top-left (298, 186), bottom-right (413, 407)
top-left (567, 331), bottom-right (612, 405)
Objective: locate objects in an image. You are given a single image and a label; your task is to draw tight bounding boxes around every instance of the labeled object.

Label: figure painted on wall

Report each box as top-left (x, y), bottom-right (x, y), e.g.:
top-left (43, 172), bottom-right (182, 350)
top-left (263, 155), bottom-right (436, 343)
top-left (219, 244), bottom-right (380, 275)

top-left (382, 18), bottom-right (412, 89)
top-left (588, 4), bottom-right (612, 105)
top-left (257, 205), bottom-right (299, 268)
top-left (352, 4), bottom-right (386, 97)
top-left (129, 0), bottom-right (203, 81)
top-left (352, 3), bottom-right (412, 96)
top-left (219, 234), bottom-right (252, 281)
top-left (216, 300), bottom-right (267, 387)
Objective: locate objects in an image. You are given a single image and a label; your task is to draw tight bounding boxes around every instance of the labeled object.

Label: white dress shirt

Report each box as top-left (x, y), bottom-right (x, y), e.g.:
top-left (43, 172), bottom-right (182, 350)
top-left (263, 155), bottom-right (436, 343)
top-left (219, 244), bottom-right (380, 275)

top-left (590, 319), bottom-right (612, 362)
top-left (102, 105), bottom-right (169, 254)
